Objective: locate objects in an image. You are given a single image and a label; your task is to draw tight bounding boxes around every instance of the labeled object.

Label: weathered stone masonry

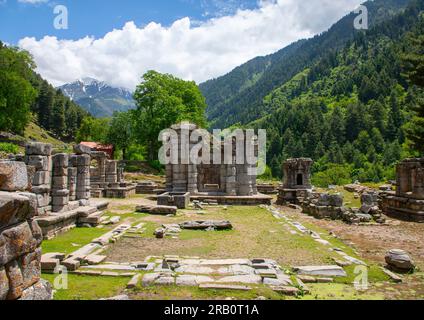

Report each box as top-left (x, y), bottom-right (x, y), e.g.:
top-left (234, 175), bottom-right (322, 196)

top-left (162, 123), bottom-right (271, 205)
top-left (277, 158), bottom-right (313, 205)
top-left (0, 160), bottom-right (52, 300)
top-left (381, 158), bottom-right (424, 222)
top-left (7, 143), bottom-right (109, 240)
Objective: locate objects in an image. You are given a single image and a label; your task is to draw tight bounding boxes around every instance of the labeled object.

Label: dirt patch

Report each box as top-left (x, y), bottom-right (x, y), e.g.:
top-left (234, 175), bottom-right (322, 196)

top-left (280, 206), bottom-right (424, 269)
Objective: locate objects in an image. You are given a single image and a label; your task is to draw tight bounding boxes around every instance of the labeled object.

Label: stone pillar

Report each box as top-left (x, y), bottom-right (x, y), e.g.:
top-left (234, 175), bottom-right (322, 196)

top-left (165, 164), bottom-right (173, 192)
top-left (51, 154), bottom-right (69, 213)
top-left (76, 155), bottom-right (91, 205)
top-left (251, 166), bottom-right (258, 195)
top-left (24, 143), bottom-right (52, 215)
top-left (237, 164), bottom-right (253, 196)
top-left (413, 168), bottom-right (424, 200)
top-left (98, 157), bottom-right (106, 184)
top-left (226, 164), bottom-right (237, 196)
top-left (117, 165), bottom-right (125, 183)
top-left (68, 167), bottom-right (77, 201)
top-left (187, 164), bottom-right (198, 194)
top-left (397, 163), bottom-right (410, 196)
top-left (105, 160), bottom-right (118, 184)
top-left (172, 164), bottom-right (187, 193)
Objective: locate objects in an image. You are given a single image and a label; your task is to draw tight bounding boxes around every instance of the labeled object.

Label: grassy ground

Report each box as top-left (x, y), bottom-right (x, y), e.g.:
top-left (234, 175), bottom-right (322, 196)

top-left (105, 206), bottom-right (352, 267)
top-left (40, 198), bottom-right (418, 300)
top-left (42, 274), bottom-right (129, 300)
top-left (42, 227), bottom-right (109, 255)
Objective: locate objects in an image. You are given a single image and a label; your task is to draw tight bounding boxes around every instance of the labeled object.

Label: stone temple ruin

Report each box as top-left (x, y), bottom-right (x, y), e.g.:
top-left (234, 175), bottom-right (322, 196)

top-left (4, 143), bottom-right (110, 240)
top-left (277, 158), bottom-right (313, 205)
top-left (0, 159), bottom-right (52, 300)
top-left (89, 149), bottom-right (136, 199)
top-left (161, 123), bottom-right (272, 205)
top-left (381, 158), bottom-right (424, 222)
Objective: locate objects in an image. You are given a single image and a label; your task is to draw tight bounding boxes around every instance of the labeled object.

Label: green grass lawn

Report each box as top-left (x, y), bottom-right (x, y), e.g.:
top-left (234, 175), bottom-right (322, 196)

top-left (39, 204), bottom-right (395, 300)
top-left (41, 227), bottom-right (109, 255)
top-left (42, 274), bottom-right (129, 300)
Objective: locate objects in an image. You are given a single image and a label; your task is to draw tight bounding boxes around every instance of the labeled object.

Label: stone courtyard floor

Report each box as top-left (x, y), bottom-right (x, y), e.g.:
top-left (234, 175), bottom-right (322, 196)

top-left (40, 195), bottom-right (424, 300)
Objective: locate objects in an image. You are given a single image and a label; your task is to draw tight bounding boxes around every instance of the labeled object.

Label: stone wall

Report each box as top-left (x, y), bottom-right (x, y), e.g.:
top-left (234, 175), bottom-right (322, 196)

top-left (89, 150), bottom-right (135, 199)
top-left (381, 158), bottom-right (424, 222)
top-left (302, 191), bottom-right (385, 224)
top-left (277, 158), bottom-right (313, 205)
top-left (0, 161), bottom-right (52, 300)
top-left (165, 123), bottom-right (260, 197)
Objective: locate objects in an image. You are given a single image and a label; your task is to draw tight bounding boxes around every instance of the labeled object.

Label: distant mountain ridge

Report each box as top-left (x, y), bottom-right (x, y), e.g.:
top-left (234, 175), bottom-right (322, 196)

top-left (58, 77), bottom-right (136, 118)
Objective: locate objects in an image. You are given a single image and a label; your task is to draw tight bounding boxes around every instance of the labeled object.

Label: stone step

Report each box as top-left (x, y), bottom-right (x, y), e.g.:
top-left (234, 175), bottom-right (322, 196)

top-left (78, 211), bottom-right (104, 225)
top-left (293, 265), bottom-right (347, 277)
top-left (77, 206), bottom-right (97, 218)
top-left (199, 284), bottom-right (251, 291)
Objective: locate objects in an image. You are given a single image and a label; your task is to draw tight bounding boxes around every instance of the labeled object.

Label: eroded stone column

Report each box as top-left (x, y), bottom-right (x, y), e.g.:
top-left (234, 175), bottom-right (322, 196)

top-left (226, 164), bottom-right (237, 196)
top-left (237, 164), bottom-right (253, 196)
top-left (187, 164), bottom-right (198, 194)
top-left (24, 143), bottom-right (52, 215)
top-left (68, 167), bottom-right (77, 202)
top-left (105, 160), bottom-right (118, 184)
top-left (51, 154), bottom-right (69, 213)
top-left (165, 164), bottom-right (173, 192)
top-left (76, 155), bottom-right (91, 205)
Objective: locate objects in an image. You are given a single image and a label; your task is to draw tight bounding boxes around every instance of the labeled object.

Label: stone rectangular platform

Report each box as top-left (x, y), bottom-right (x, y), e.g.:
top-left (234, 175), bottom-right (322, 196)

top-left (190, 194), bottom-right (272, 206)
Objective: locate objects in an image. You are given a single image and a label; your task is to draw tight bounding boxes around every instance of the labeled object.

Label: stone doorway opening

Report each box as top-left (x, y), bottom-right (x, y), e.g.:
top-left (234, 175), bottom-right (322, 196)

top-left (297, 173), bottom-right (304, 186)
top-left (197, 164), bottom-right (223, 193)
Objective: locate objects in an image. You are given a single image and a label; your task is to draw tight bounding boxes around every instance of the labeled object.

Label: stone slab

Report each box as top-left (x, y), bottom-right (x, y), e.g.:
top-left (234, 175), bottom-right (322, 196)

top-left (293, 265), bottom-right (347, 277)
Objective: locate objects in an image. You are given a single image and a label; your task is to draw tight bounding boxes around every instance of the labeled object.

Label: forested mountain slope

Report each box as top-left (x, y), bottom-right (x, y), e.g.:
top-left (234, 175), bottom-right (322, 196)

top-left (200, 0), bottom-right (411, 129)
top-left (250, 0), bottom-right (424, 184)
top-left (0, 42), bottom-right (89, 141)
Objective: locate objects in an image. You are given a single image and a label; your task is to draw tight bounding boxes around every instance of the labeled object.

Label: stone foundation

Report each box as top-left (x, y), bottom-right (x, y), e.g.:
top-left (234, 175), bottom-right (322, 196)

top-left (277, 188), bottom-right (310, 205)
top-left (381, 158), bottom-right (424, 222)
top-left (6, 143), bottom-right (110, 240)
top-left (157, 192), bottom-right (190, 209)
top-left (89, 149), bottom-right (136, 199)
top-left (0, 166), bottom-right (52, 300)
top-left (277, 158), bottom-right (313, 205)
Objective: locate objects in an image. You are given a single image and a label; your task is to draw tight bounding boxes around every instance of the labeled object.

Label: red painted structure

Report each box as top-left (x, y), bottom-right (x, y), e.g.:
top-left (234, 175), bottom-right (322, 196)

top-left (80, 141), bottom-right (115, 159)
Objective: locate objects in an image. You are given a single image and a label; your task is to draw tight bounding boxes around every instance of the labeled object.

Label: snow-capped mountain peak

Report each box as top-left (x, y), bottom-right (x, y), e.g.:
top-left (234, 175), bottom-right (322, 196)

top-left (58, 77), bottom-right (136, 118)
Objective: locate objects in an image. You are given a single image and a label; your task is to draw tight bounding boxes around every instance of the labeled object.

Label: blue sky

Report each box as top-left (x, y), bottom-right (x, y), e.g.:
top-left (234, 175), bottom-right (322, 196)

top-left (0, 0), bottom-right (259, 44)
top-left (0, 0), bottom-right (363, 88)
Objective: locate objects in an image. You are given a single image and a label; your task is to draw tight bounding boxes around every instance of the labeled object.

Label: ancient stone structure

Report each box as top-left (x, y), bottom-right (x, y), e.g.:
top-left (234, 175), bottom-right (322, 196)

top-left (302, 191), bottom-right (385, 224)
top-left (135, 181), bottom-right (162, 194)
top-left (89, 150), bottom-right (136, 199)
top-left (163, 123), bottom-right (271, 205)
top-left (24, 143), bottom-right (52, 215)
top-left (257, 183), bottom-right (278, 195)
top-left (4, 143), bottom-right (110, 240)
top-left (0, 161), bottom-right (52, 300)
top-left (381, 158), bottom-right (424, 222)
top-left (157, 192), bottom-right (190, 209)
top-left (277, 158), bottom-right (313, 205)
top-left (302, 193), bottom-right (344, 220)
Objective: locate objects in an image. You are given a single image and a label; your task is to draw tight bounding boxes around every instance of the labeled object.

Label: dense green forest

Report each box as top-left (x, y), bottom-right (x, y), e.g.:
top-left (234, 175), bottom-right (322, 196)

top-left (200, 0), bottom-right (412, 129)
top-left (200, 0), bottom-right (424, 186)
top-left (0, 42), bottom-right (89, 141)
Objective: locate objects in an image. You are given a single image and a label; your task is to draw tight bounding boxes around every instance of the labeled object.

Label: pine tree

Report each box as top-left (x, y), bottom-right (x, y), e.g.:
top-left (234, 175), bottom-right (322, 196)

top-left (403, 32), bottom-right (424, 154)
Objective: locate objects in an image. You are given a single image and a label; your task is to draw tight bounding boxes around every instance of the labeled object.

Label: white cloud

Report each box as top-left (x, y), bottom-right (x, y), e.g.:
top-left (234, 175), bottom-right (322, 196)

top-left (17, 0), bottom-right (48, 3)
top-left (19, 0), bottom-right (363, 90)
